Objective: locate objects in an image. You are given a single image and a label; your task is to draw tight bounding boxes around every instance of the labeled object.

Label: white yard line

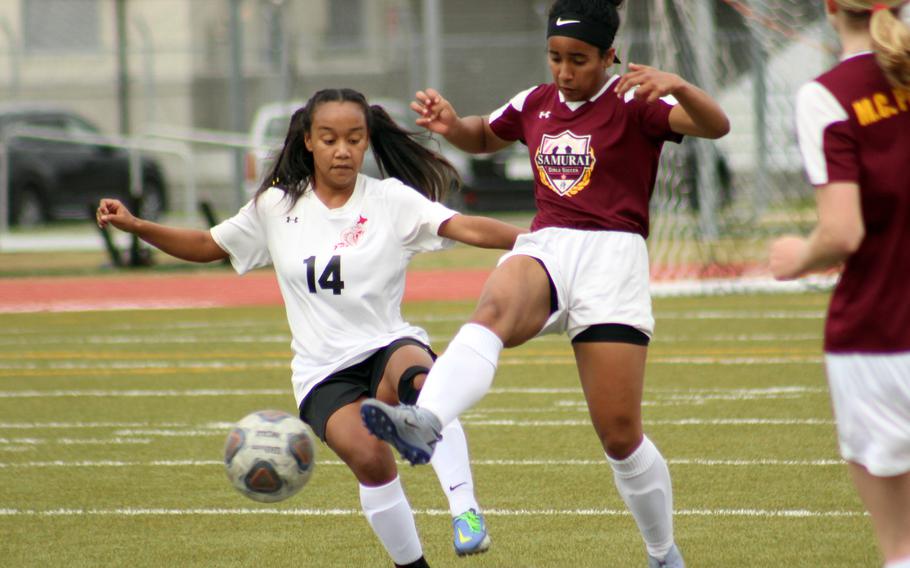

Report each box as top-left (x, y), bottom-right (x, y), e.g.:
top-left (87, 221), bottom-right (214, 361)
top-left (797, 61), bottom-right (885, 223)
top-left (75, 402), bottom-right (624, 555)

top-left (0, 458), bottom-right (844, 468)
top-left (0, 507), bottom-right (863, 518)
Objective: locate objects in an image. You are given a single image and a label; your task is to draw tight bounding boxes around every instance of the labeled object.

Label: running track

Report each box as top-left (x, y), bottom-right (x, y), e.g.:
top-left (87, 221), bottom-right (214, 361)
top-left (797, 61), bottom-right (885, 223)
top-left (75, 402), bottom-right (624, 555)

top-left (0, 270), bottom-right (491, 313)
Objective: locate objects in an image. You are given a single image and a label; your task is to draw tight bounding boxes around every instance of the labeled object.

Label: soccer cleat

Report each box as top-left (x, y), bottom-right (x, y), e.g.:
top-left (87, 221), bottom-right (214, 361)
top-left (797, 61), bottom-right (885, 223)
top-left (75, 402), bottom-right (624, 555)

top-left (452, 508), bottom-right (491, 556)
top-left (360, 399), bottom-right (442, 465)
top-left (647, 544), bottom-right (685, 568)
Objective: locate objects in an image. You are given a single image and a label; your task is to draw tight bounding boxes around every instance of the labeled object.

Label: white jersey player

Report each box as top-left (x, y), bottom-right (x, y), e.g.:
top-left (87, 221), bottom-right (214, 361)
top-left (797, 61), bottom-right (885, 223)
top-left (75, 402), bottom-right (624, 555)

top-left (97, 88), bottom-right (526, 568)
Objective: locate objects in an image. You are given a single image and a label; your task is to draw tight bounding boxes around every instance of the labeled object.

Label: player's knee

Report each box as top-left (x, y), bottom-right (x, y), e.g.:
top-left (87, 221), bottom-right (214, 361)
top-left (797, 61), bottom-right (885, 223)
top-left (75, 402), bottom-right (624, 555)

top-left (598, 417), bottom-right (642, 458)
top-left (397, 365), bottom-right (428, 405)
top-left (345, 440), bottom-right (397, 484)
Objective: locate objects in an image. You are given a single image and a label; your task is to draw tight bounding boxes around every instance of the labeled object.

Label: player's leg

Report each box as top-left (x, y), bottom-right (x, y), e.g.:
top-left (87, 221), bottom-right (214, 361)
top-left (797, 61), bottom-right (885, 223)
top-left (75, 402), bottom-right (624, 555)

top-left (573, 337), bottom-right (682, 567)
top-left (375, 343), bottom-right (490, 556)
top-left (325, 402), bottom-right (429, 568)
top-left (848, 465), bottom-right (910, 565)
top-left (302, 373), bottom-right (428, 568)
top-left (826, 352), bottom-right (910, 566)
top-left (361, 255), bottom-right (553, 464)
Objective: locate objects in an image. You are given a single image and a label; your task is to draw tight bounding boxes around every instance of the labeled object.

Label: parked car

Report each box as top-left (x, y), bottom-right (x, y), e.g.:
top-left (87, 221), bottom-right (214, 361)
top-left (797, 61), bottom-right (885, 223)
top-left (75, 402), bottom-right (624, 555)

top-left (460, 144), bottom-right (536, 212)
top-left (0, 104), bottom-right (168, 226)
top-left (244, 99), bottom-right (471, 201)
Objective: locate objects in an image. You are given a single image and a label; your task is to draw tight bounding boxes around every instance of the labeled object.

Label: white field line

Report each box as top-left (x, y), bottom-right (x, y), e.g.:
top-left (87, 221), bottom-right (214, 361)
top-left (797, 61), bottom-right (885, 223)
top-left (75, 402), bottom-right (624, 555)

top-left (657, 310), bottom-right (825, 320)
top-left (0, 458), bottom-right (845, 468)
top-left (0, 361), bottom-right (288, 371)
top-left (0, 300), bottom-right (227, 313)
top-left (0, 507), bottom-right (864, 518)
top-left (0, 438), bottom-right (151, 445)
top-left (0, 332), bottom-right (822, 347)
top-left (0, 335), bottom-right (291, 346)
top-left (0, 310), bottom-right (823, 335)
top-left (0, 320), bottom-right (281, 336)
top-left (0, 356), bottom-right (823, 375)
top-left (0, 386), bottom-right (827, 399)
top-left (0, 389), bottom-right (287, 398)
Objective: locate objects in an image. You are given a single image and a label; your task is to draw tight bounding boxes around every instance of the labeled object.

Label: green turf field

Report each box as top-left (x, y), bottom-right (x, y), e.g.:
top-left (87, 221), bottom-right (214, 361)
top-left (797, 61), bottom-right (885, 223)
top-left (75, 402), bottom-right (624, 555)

top-left (0, 293), bottom-right (879, 567)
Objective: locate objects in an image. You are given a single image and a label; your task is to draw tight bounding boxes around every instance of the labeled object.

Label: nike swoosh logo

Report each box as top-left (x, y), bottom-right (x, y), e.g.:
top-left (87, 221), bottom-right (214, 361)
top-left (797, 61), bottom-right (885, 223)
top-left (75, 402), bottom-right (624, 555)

top-left (457, 528), bottom-right (473, 544)
top-left (556, 17), bottom-right (580, 26)
top-left (449, 482), bottom-right (467, 492)
top-left (404, 418), bottom-right (418, 428)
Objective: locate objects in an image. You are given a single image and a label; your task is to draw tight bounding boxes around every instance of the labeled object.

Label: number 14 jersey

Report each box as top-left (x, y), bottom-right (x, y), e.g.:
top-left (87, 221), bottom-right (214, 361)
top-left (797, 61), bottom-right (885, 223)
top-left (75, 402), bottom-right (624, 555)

top-left (211, 175), bottom-right (457, 406)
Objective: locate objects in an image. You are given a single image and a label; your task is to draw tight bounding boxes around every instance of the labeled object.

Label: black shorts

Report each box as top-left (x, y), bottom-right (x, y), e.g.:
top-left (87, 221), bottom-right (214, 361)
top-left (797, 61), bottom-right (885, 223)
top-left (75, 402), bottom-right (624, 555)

top-left (298, 338), bottom-right (435, 442)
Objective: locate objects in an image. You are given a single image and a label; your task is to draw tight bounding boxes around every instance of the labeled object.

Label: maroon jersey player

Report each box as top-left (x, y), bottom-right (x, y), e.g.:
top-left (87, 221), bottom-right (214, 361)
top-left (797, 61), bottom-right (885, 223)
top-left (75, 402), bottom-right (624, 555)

top-left (770, 2), bottom-right (910, 566)
top-left (360, 1), bottom-right (729, 566)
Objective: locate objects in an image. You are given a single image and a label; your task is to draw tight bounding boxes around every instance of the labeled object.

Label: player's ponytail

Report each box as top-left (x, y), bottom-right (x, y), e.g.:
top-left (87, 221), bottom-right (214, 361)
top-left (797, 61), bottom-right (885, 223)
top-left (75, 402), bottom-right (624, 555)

top-left (368, 104), bottom-right (460, 203)
top-left (870, 5), bottom-right (910, 89)
top-left (835, 2), bottom-right (910, 89)
top-left (255, 103), bottom-right (316, 207)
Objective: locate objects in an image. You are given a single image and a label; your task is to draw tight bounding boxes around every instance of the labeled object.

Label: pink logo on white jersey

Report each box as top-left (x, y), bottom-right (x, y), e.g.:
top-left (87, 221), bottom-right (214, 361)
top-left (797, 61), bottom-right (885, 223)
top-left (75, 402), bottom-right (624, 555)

top-left (534, 130), bottom-right (596, 197)
top-left (334, 216), bottom-right (368, 250)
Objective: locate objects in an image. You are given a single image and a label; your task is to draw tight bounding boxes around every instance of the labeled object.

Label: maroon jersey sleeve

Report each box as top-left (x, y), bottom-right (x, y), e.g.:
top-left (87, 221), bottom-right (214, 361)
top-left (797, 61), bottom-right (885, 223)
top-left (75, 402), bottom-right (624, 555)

top-left (628, 96), bottom-right (684, 144)
top-left (488, 86), bottom-right (544, 142)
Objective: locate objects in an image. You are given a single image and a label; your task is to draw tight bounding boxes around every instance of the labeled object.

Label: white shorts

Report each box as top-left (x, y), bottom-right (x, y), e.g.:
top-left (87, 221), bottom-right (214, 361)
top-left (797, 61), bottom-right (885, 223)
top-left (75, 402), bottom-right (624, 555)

top-left (498, 227), bottom-right (654, 339)
top-left (825, 351), bottom-right (910, 476)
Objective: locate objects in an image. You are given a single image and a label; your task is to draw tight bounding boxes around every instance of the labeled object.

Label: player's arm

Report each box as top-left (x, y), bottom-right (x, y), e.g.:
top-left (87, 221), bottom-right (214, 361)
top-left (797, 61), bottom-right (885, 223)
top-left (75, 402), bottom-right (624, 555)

top-left (438, 214), bottom-right (527, 250)
top-left (614, 64), bottom-right (730, 139)
top-left (411, 88), bottom-right (513, 154)
top-left (769, 182), bottom-right (865, 280)
top-left (96, 198), bottom-right (229, 263)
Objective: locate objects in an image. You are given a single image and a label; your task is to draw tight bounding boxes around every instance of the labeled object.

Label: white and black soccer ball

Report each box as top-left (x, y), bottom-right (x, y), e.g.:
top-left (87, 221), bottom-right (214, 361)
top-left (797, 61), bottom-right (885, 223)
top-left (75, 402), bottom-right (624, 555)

top-left (224, 409), bottom-right (316, 503)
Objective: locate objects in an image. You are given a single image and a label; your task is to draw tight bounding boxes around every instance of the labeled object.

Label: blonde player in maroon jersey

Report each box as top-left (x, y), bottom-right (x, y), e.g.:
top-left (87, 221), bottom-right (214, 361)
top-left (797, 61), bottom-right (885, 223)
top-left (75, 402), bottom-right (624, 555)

top-left (360, 1), bottom-right (729, 566)
top-left (770, 2), bottom-right (910, 567)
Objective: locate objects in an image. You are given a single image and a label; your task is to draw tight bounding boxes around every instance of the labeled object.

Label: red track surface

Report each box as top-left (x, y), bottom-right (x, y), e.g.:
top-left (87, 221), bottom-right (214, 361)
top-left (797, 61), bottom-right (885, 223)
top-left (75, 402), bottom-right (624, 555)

top-left (0, 270), bottom-right (492, 313)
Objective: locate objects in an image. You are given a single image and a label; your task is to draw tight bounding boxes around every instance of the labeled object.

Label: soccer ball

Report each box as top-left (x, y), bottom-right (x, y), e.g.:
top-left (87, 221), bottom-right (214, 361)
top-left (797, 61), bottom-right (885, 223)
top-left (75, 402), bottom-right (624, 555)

top-left (224, 409), bottom-right (316, 503)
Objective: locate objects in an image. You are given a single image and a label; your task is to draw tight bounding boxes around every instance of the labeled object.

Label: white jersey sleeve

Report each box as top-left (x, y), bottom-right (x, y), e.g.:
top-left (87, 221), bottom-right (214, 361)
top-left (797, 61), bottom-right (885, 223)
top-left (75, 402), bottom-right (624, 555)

top-left (210, 193), bottom-right (273, 275)
top-left (384, 178), bottom-right (458, 254)
top-left (795, 81), bottom-right (850, 186)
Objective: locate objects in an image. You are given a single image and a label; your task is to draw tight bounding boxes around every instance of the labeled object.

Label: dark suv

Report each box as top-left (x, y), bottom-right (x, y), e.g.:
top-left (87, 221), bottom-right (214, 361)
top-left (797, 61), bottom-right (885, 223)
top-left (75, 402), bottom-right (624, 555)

top-left (0, 105), bottom-right (168, 226)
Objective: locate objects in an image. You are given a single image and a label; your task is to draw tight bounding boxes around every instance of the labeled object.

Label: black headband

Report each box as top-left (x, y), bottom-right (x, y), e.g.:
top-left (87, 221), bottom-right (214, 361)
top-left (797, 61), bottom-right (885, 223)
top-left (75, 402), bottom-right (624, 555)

top-left (547, 13), bottom-right (621, 63)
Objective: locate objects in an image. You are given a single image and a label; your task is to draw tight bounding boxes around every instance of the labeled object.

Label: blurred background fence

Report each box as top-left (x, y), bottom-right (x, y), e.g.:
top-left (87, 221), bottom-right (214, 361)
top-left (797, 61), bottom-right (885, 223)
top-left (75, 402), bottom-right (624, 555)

top-left (2, 0), bottom-right (894, 281)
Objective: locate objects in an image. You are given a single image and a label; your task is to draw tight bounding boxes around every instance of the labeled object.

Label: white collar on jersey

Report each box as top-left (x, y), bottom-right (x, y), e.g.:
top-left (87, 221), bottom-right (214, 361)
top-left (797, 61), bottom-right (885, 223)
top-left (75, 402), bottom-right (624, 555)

top-left (558, 75), bottom-right (620, 111)
top-left (841, 50), bottom-right (873, 62)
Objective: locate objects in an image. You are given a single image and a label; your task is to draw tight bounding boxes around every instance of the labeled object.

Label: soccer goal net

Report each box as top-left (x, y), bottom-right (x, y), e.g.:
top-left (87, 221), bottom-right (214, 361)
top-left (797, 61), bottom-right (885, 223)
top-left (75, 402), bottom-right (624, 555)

top-left (619, 0), bottom-right (840, 294)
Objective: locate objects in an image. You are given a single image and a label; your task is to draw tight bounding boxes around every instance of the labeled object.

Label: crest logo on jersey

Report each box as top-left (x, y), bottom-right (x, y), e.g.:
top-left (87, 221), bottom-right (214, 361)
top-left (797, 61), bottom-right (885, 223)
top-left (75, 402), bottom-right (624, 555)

top-left (534, 130), bottom-right (596, 197)
top-left (334, 216), bottom-right (368, 250)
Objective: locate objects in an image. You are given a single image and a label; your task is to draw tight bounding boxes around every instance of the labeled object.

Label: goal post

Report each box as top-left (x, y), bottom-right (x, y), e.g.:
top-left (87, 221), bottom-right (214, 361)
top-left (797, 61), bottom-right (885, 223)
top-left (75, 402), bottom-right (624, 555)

top-left (617, 0), bottom-right (839, 293)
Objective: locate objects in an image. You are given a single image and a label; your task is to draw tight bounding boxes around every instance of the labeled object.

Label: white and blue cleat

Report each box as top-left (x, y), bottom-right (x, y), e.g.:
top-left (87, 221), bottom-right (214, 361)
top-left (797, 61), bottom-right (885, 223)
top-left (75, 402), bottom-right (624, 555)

top-left (452, 509), bottom-right (491, 556)
top-left (360, 399), bottom-right (442, 465)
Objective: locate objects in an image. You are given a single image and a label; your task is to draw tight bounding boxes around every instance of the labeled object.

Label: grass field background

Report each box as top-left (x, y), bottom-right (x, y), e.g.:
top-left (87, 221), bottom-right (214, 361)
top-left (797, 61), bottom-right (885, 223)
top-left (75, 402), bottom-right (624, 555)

top-left (0, 291), bottom-right (879, 567)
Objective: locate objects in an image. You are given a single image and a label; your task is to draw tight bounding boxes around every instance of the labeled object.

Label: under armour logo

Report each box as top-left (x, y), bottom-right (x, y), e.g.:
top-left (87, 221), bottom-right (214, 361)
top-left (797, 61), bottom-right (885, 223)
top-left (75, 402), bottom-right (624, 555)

top-left (539, 111), bottom-right (552, 119)
top-left (286, 216), bottom-right (298, 223)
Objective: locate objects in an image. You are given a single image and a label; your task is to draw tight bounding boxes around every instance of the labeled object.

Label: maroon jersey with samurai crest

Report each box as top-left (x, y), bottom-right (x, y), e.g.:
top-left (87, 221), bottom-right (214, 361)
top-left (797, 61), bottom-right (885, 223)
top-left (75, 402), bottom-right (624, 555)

top-left (796, 53), bottom-right (910, 353)
top-left (488, 77), bottom-right (682, 237)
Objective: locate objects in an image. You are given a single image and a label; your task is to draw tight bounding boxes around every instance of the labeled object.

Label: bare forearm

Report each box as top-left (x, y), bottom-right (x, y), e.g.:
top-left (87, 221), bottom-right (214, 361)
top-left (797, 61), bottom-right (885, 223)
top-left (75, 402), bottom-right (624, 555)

top-left (672, 83), bottom-right (730, 139)
top-left (444, 116), bottom-right (497, 154)
top-left (129, 219), bottom-right (227, 263)
top-left (439, 214), bottom-right (527, 250)
top-left (800, 225), bottom-right (858, 274)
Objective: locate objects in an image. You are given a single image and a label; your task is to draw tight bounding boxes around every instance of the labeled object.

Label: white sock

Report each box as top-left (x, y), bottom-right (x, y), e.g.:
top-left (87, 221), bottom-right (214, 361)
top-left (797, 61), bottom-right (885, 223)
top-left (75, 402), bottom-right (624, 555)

top-left (417, 323), bottom-right (503, 427)
top-left (359, 477), bottom-right (423, 565)
top-left (608, 436), bottom-right (675, 559)
top-left (431, 418), bottom-right (480, 516)
top-left (886, 556), bottom-right (910, 568)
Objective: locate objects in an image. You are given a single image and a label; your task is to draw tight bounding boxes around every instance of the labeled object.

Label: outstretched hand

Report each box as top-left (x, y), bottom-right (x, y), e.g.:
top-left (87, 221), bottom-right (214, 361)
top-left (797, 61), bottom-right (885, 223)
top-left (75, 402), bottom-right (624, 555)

top-left (410, 88), bottom-right (459, 136)
top-left (96, 198), bottom-right (138, 232)
top-left (614, 64), bottom-right (686, 104)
